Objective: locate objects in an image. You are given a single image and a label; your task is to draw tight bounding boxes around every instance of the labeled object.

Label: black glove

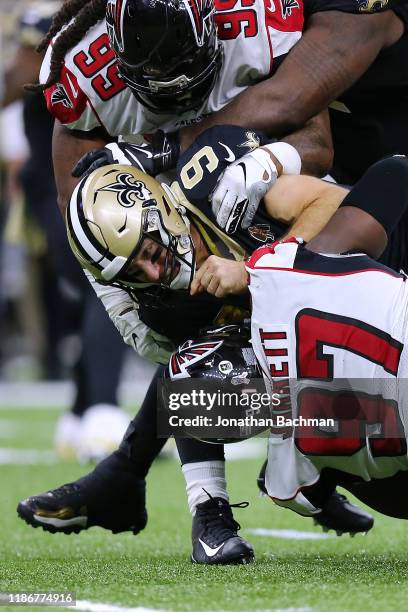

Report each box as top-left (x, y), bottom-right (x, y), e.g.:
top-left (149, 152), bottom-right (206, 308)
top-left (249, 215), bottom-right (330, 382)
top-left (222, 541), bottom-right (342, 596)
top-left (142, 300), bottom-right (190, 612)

top-left (72, 130), bottom-right (180, 178)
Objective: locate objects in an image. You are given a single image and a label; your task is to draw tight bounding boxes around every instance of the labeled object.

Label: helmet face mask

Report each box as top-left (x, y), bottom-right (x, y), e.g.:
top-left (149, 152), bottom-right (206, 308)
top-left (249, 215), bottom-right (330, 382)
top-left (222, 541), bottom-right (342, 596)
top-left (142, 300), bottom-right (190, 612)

top-left (66, 165), bottom-right (196, 291)
top-left (106, 0), bottom-right (222, 114)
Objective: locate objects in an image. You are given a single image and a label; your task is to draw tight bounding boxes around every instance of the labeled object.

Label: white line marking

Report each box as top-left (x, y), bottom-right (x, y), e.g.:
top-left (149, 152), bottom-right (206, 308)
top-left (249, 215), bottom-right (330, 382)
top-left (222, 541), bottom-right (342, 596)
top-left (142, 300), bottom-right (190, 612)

top-left (0, 448), bottom-right (57, 465)
top-left (69, 601), bottom-right (168, 612)
top-left (246, 528), bottom-right (334, 540)
top-left (0, 381), bottom-right (152, 409)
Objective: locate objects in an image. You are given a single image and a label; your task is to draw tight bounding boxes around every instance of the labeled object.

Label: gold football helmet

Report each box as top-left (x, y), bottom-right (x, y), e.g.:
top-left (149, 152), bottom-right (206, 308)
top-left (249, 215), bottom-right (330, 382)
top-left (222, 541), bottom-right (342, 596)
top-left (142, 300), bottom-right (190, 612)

top-left (66, 164), bottom-right (195, 290)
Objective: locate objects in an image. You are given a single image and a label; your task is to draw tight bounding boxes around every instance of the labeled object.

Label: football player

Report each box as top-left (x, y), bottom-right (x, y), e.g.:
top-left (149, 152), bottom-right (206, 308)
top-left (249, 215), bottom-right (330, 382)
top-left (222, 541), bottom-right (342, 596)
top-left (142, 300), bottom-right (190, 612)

top-left (190, 154), bottom-right (408, 522)
top-left (18, 125), bottom-right (382, 563)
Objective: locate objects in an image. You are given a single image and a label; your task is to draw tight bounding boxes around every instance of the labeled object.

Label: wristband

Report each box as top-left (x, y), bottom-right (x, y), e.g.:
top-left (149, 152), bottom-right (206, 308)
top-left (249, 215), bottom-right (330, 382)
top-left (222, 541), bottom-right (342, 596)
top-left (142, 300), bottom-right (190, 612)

top-left (263, 142), bottom-right (302, 175)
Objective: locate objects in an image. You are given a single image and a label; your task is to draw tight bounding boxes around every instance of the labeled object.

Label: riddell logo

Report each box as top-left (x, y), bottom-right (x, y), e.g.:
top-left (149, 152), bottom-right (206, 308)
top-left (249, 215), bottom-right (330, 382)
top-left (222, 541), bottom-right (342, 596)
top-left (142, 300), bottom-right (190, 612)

top-left (51, 83), bottom-right (73, 109)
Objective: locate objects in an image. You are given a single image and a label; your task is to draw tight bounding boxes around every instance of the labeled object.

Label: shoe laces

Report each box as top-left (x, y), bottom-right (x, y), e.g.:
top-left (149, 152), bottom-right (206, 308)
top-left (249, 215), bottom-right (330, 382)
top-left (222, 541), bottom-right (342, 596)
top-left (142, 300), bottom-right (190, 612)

top-left (196, 489), bottom-right (249, 543)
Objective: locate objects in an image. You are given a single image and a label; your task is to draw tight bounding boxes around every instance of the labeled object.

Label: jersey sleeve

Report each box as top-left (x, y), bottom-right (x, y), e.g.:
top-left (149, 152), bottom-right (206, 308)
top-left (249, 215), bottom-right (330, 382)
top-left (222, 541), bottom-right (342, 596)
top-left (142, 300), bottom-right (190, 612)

top-left (39, 38), bottom-right (105, 131)
top-left (176, 125), bottom-right (270, 211)
top-left (304, 0), bottom-right (407, 19)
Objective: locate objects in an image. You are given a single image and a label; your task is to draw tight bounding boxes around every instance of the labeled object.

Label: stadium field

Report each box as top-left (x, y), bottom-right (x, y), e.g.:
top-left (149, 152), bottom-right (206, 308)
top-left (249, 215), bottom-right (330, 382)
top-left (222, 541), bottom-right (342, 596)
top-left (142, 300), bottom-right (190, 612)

top-left (1, 406), bottom-right (408, 612)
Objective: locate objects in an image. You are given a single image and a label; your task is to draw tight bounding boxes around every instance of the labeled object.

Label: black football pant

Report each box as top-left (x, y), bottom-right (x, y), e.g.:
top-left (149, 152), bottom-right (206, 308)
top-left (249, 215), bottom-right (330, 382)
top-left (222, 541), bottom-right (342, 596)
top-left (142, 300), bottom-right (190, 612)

top-left (119, 367), bottom-right (224, 478)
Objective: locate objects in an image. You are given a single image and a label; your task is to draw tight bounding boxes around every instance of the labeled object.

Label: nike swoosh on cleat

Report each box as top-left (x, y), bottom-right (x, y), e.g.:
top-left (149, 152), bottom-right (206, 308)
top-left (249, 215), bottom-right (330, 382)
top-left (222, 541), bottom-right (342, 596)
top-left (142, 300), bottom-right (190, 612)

top-left (198, 538), bottom-right (225, 557)
top-left (218, 143), bottom-right (236, 163)
top-left (33, 514), bottom-right (88, 528)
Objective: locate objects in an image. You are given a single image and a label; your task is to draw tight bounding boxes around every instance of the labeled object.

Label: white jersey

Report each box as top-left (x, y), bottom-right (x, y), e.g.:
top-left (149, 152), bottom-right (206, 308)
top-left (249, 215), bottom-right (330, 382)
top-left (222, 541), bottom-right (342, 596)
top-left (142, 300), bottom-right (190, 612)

top-left (247, 239), bottom-right (408, 514)
top-left (39, 0), bottom-right (303, 137)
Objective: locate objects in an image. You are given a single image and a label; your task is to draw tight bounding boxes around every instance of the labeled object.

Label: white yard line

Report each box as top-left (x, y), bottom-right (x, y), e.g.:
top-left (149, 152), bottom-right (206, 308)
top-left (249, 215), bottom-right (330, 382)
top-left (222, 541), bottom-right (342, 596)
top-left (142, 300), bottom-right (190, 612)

top-left (0, 382), bottom-right (151, 409)
top-left (246, 528), bottom-right (333, 540)
top-left (70, 602), bottom-right (168, 612)
top-left (0, 448), bottom-right (57, 464)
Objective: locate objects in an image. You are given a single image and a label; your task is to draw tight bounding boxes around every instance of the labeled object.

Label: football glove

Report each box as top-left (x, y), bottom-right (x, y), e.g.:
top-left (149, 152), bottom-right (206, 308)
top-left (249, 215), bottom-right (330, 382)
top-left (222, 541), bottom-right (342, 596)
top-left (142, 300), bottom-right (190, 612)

top-left (72, 130), bottom-right (180, 179)
top-left (211, 142), bottom-right (301, 234)
top-left (211, 147), bottom-right (279, 234)
top-left (85, 271), bottom-right (175, 364)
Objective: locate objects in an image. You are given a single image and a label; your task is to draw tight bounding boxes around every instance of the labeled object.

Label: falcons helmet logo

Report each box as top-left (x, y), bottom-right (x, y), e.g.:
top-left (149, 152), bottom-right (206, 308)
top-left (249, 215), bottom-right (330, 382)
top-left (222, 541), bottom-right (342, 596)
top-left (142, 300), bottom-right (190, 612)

top-left (95, 173), bottom-right (152, 208)
top-left (169, 340), bottom-right (223, 379)
top-left (51, 83), bottom-right (74, 109)
top-left (106, 0), bottom-right (126, 52)
top-left (184, 0), bottom-right (215, 47)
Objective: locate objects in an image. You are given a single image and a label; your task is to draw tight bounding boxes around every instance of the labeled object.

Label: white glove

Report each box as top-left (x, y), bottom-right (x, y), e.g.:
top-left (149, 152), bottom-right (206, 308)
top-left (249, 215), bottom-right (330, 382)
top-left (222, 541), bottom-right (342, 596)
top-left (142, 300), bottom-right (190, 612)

top-left (85, 271), bottom-right (175, 364)
top-left (211, 142), bottom-right (301, 233)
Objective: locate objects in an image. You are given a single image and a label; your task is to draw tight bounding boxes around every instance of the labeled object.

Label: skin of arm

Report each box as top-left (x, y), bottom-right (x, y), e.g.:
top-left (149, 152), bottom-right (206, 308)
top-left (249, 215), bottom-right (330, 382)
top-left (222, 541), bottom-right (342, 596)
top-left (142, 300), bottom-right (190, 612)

top-left (52, 120), bottom-right (110, 215)
top-left (179, 11), bottom-right (403, 149)
top-left (192, 173), bottom-right (389, 296)
top-left (264, 175), bottom-right (348, 241)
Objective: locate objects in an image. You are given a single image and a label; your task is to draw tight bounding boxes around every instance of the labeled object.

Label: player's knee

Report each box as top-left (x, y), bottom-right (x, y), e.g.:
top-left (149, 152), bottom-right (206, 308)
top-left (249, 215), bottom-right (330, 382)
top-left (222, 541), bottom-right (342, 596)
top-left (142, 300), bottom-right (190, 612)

top-left (370, 155), bottom-right (408, 184)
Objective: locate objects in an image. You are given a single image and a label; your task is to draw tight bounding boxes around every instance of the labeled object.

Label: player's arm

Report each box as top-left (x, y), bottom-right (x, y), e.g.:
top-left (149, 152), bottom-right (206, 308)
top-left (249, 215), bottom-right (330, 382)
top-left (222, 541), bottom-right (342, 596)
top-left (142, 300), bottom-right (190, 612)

top-left (264, 175), bottom-right (348, 242)
top-left (179, 11), bottom-right (403, 149)
top-left (308, 155), bottom-right (408, 258)
top-left (52, 120), bottom-right (110, 215)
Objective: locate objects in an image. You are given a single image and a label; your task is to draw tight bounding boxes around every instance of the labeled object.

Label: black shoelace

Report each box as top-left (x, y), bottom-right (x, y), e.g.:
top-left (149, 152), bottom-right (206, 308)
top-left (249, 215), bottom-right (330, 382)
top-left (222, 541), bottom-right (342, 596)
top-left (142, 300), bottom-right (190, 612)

top-left (196, 489), bottom-right (249, 543)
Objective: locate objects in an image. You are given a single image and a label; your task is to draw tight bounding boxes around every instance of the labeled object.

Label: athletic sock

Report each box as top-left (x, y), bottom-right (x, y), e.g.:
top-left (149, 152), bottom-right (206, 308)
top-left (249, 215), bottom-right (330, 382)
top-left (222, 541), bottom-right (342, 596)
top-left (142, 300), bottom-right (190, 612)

top-left (182, 460), bottom-right (228, 514)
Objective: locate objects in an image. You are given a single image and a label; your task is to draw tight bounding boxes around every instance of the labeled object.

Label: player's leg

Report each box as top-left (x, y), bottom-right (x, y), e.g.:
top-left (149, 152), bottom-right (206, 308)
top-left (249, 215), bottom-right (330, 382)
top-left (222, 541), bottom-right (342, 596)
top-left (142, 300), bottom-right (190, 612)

top-left (177, 438), bottom-right (254, 564)
top-left (17, 369), bottom-right (165, 534)
top-left (320, 468), bottom-right (408, 520)
top-left (257, 461), bottom-right (374, 535)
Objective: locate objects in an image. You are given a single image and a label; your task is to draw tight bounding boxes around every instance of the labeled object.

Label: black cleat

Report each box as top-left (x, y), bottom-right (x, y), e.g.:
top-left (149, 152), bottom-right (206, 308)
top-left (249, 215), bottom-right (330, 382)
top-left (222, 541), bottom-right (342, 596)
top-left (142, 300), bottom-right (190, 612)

top-left (257, 460), bottom-right (374, 536)
top-left (191, 491), bottom-right (254, 565)
top-left (315, 492), bottom-right (374, 536)
top-left (17, 454), bottom-right (147, 535)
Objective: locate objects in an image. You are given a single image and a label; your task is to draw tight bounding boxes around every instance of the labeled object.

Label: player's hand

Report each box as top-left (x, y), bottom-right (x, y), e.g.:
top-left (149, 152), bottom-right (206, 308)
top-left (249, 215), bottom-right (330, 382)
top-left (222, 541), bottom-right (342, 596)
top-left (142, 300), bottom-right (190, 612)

top-left (190, 256), bottom-right (248, 298)
top-left (72, 130), bottom-right (180, 178)
top-left (211, 147), bottom-right (279, 234)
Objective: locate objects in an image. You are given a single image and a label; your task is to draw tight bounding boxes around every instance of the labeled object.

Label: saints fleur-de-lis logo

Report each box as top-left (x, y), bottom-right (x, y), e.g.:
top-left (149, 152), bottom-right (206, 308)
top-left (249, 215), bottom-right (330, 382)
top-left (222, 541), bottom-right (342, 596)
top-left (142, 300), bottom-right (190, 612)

top-left (95, 173), bottom-right (152, 208)
top-left (238, 131), bottom-right (261, 153)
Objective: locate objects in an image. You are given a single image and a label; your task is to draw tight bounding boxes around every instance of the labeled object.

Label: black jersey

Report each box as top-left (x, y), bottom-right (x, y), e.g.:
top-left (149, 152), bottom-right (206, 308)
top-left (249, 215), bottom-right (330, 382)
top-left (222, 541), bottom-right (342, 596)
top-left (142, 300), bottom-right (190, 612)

top-left (136, 126), bottom-right (289, 344)
top-left (305, 0), bottom-right (408, 183)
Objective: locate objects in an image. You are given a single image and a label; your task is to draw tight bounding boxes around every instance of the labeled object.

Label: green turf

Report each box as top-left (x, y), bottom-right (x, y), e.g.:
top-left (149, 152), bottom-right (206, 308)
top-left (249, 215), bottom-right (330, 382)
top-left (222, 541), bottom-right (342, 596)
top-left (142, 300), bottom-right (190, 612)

top-left (0, 408), bottom-right (407, 612)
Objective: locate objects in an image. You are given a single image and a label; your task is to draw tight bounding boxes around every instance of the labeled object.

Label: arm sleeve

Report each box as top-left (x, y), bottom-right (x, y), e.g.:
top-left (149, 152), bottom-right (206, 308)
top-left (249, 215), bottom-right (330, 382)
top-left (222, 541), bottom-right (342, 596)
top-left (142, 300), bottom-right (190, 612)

top-left (84, 271), bottom-right (175, 364)
top-left (40, 49), bottom-right (102, 130)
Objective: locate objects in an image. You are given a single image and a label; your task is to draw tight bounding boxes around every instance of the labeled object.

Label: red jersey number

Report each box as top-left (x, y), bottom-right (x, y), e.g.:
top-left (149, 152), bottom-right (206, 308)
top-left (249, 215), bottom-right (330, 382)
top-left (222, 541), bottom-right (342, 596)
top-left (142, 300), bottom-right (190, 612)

top-left (214, 0), bottom-right (258, 39)
top-left (73, 34), bottom-right (125, 100)
top-left (294, 308), bottom-right (405, 458)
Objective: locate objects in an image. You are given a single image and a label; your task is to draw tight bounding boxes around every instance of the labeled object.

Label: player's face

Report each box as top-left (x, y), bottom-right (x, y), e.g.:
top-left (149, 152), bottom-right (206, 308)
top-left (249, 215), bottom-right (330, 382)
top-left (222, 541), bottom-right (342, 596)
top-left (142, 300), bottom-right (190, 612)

top-left (125, 237), bottom-right (180, 284)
